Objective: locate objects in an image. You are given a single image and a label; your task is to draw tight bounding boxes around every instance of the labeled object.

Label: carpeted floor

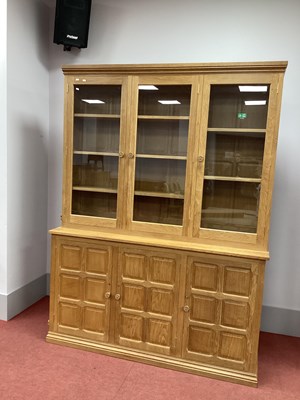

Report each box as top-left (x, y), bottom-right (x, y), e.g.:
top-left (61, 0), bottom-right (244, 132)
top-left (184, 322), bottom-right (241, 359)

top-left (0, 297), bottom-right (299, 400)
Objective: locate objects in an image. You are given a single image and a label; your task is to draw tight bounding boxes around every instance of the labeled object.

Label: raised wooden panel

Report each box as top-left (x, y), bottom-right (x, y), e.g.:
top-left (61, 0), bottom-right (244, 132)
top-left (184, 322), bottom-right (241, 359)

top-left (120, 313), bottom-right (143, 341)
top-left (148, 319), bottom-right (171, 347)
top-left (192, 262), bottom-right (218, 291)
top-left (82, 307), bottom-right (105, 333)
top-left (149, 257), bottom-right (176, 284)
top-left (149, 288), bottom-right (173, 316)
top-left (222, 301), bottom-right (249, 329)
top-left (191, 295), bottom-right (217, 324)
top-left (55, 238), bottom-right (113, 343)
top-left (61, 245), bottom-right (81, 271)
top-left (218, 332), bottom-right (246, 362)
top-left (183, 255), bottom-right (258, 372)
top-left (59, 303), bottom-right (81, 329)
top-left (60, 274), bottom-right (81, 300)
top-left (123, 253), bottom-right (146, 281)
top-left (188, 326), bottom-right (215, 355)
top-left (223, 267), bottom-right (251, 297)
top-left (116, 247), bottom-right (180, 356)
top-left (85, 248), bottom-right (109, 275)
top-left (122, 284), bottom-right (145, 311)
top-left (84, 278), bottom-right (106, 304)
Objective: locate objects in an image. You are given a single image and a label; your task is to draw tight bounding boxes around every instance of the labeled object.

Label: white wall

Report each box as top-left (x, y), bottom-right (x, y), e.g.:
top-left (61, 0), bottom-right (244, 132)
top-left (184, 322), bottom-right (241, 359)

top-left (0, 1), bottom-right (7, 297)
top-left (48, 0), bottom-right (300, 312)
top-left (6, 0), bottom-right (49, 294)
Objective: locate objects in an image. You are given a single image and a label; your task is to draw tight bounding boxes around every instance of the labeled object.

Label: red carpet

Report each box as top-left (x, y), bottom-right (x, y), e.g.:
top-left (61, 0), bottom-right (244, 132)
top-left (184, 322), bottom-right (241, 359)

top-left (0, 297), bottom-right (299, 400)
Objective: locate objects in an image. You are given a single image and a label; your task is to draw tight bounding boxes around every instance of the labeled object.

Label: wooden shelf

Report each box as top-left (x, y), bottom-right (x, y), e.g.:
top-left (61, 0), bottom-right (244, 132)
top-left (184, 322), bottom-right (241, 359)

top-left (74, 151), bottom-right (119, 157)
top-left (204, 175), bottom-right (261, 183)
top-left (207, 128), bottom-right (266, 133)
top-left (136, 154), bottom-right (187, 160)
top-left (74, 113), bottom-right (120, 119)
top-left (134, 190), bottom-right (184, 199)
top-left (138, 115), bottom-right (189, 121)
top-left (73, 186), bottom-right (118, 194)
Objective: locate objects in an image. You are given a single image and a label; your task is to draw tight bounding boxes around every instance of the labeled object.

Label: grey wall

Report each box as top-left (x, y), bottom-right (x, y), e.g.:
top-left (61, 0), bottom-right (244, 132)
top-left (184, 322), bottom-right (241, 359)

top-left (0, 0), bottom-right (49, 320)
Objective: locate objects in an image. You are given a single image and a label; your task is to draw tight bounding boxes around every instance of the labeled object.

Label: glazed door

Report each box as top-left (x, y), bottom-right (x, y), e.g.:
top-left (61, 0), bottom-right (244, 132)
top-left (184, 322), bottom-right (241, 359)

top-left (63, 76), bottom-right (128, 229)
top-left (114, 246), bottom-right (182, 356)
top-left (193, 74), bottom-right (281, 245)
top-left (125, 76), bottom-right (201, 235)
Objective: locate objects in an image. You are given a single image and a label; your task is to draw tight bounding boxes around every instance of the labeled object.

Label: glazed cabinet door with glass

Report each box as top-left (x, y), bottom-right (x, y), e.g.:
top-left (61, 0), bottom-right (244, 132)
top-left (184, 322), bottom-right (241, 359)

top-left (63, 77), bottom-right (128, 229)
top-left (62, 69), bottom-right (284, 248)
top-left (193, 74), bottom-right (281, 246)
top-left (126, 77), bottom-right (200, 235)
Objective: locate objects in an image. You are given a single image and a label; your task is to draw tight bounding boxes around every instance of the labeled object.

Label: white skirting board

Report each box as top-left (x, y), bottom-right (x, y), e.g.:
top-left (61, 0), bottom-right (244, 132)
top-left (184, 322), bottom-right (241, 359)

top-left (0, 274), bottom-right (47, 321)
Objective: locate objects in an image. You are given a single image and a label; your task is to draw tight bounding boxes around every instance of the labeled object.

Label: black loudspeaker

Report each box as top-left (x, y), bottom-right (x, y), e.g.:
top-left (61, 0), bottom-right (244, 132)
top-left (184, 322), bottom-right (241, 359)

top-left (53, 0), bottom-right (92, 51)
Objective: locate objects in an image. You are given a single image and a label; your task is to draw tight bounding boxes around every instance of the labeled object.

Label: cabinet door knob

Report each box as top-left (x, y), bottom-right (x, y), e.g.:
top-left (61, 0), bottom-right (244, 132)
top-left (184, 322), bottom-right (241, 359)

top-left (197, 156), bottom-right (204, 163)
top-left (115, 294), bottom-right (121, 300)
top-left (183, 305), bottom-right (190, 313)
top-left (104, 291), bottom-right (111, 299)
top-left (119, 152), bottom-right (125, 158)
top-left (128, 153), bottom-right (134, 159)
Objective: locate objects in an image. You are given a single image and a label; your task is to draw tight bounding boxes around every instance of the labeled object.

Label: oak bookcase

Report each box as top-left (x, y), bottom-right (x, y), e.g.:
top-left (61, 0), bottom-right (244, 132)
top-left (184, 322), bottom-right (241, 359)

top-left (47, 62), bottom-right (287, 386)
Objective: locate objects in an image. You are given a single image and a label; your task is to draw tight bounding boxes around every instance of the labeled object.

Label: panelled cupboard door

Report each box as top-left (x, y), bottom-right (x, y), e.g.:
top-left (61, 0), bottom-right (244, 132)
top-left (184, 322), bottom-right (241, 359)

top-left (192, 73), bottom-right (284, 247)
top-left (114, 246), bottom-right (182, 356)
top-left (54, 238), bottom-right (113, 343)
top-left (62, 75), bottom-right (129, 229)
top-left (125, 75), bottom-right (202, 236)
top-left (181, 254), bottom-right (264, 373)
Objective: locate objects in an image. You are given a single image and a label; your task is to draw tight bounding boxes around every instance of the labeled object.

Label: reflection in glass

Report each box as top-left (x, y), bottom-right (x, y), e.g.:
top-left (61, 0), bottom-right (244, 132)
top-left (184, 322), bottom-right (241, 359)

top-left (74, 118), bottom-right (120, 153)
top-left (205, 132), bottom-right (265, 179)
top-left (136, 119), bottom-right (189, 157)
top-left (201, 180), bottom-right (260, 233)
top-left (134, 196), bottom-right (184, 225)
top-left (208, 85), bottom-right (270, 129)
top-left (72, 85), bottom-right (121, 219)
top-left (133, 85), bottom-right (191, 226)
top-left (74, 85), bottom-right (121, 115)
top-left (73, 154), bottom-right (118, 190)
top-left (200, 84), bottom-right (269, 233)
top-left (135, 158), bottom-right (186, 195)
top-left (138, 85), bottom-right (191, 116)
top-left (72, 191), bottom-right (117, 218)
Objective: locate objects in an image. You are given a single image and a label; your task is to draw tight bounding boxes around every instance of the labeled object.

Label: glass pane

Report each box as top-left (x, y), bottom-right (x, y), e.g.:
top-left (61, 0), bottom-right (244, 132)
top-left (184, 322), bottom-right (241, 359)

top-left (208, 85), bottom-right (270, 129)
top-left (72, 85), bottom-right (121, 218)
top-left (74, 85), bottom-right (121, 115)
top-left (134, 158), bottom-right (186, 225)
top-left (136, 119), bottom-right (188, 157)
top-left (73, 154), bottom-right (118, 190)
top-left (138, 85), bottom-right (191, 116)
top-left (201, 180), bottom-right (260, 233)
top-left (72, 191), bottom-right (117, 218)
top-left (205, 132), bottom-right (265, 179)
top-left (74, 118), bottom-right (120, 153)
top-left (133, 84), bottom-right (192, 226)
top-left (135, 158), bottom-right (186, 194)
top-left (134, 196), bottom-right (184, 225)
